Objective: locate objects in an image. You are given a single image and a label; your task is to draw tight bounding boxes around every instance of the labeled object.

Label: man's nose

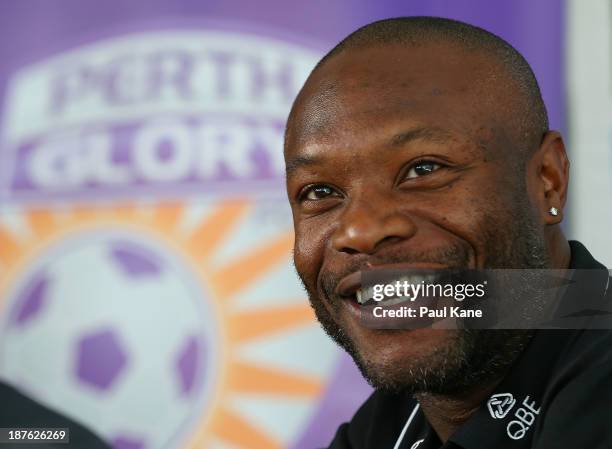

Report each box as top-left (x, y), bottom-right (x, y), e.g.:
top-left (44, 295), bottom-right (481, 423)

top-left (331, 198), bottom-right (417, 255)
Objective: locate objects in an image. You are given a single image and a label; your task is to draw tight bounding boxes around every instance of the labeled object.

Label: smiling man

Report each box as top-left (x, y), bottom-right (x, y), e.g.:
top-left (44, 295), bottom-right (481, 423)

top-left (284, 17), bottom-right (612, 449)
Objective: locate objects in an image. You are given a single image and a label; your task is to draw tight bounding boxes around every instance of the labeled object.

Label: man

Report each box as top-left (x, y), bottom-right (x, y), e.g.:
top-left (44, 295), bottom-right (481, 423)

top-left (284, 17), bottom-right (612, 448)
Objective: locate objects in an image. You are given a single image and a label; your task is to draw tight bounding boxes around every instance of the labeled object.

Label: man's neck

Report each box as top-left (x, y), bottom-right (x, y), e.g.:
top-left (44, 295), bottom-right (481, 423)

top-left (415, 378), bottom-right (503, 443)
top-left (547, 230), bottom-right (571, 269)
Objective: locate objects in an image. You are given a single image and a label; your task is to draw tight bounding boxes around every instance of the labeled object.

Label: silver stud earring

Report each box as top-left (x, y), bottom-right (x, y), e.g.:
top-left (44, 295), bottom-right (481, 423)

top-left (549, 207), bottom-right (559, 217)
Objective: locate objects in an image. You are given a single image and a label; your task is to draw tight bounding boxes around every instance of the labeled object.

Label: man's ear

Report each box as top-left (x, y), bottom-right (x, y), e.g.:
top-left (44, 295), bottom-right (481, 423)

top-left (528, 131), bottom-right (570, 225)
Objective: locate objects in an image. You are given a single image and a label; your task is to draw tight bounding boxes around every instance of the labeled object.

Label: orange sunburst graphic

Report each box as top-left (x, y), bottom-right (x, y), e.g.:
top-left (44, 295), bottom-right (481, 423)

top-left (0, 201), bottom-right (322, 449)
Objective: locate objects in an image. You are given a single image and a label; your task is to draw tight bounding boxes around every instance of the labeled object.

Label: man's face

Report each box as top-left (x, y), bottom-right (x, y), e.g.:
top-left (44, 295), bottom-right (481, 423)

top-left (285, 42), bottom-right (545, 393)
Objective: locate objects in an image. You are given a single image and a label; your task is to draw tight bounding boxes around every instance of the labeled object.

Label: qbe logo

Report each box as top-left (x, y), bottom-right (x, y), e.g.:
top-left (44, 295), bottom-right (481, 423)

top-left (506, 396), bottom-right (541, 440)
top-left (487, 392), bottom-right (516, 419)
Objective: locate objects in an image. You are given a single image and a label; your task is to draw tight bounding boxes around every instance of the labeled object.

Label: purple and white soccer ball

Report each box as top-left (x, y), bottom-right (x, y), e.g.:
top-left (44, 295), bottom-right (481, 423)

top-left (0, 233), bottom-right (217, 449)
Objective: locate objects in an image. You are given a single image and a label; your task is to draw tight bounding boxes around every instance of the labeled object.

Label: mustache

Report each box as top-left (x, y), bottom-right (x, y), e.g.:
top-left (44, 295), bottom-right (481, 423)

top-left (319, 243), bottom-right (470, 301)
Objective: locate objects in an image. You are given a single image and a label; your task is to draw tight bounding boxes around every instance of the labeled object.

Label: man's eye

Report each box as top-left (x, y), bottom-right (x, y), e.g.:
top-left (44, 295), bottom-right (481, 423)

top-left (404, 160), bottom-right (442, 179)
top-left (301, 185), bottom-right (339, 201)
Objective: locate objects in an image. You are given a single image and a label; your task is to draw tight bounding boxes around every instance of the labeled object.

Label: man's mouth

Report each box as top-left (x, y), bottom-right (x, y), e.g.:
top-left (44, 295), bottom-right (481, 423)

top-left (356, 274), bottom-right (440, 305)
top-left (334, 263), bottom-right (452, 306)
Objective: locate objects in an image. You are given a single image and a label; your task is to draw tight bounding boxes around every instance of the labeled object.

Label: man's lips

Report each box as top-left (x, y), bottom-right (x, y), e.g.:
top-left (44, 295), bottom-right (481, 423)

top-left (334, 262), bottom-right (452, 299)
top-left (335, 270), bottom-right (362, 299)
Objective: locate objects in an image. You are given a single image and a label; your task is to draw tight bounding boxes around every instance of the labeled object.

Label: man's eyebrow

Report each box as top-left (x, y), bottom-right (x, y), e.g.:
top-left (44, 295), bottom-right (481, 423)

top-left (390, 127), bottom-right (454, 147)
top-left (285, 155), bottom-right (322, 177)
top-left (285, 128), bottom-right (454, 176)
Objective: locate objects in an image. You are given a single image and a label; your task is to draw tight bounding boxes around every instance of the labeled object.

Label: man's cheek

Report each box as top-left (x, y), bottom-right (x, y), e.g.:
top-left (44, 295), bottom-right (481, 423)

top-left (293, 226), bottom-right (327, 284)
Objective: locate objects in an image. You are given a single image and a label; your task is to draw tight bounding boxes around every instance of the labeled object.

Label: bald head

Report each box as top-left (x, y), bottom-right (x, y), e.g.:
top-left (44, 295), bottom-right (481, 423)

top-left (286, 17), bottom-right (548, 158)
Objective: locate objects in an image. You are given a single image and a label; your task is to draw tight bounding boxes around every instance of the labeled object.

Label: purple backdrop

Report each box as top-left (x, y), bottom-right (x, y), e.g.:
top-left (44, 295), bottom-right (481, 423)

top-left (0, 0), bottom-right (565, 131)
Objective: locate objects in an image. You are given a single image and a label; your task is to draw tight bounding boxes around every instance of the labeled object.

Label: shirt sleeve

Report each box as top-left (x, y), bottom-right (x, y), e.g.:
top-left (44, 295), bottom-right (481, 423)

top-left (326, 423), bottom-right (353, 449)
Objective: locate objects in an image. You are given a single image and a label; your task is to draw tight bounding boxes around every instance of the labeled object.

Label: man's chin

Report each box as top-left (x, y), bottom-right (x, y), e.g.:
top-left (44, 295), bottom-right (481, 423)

top-left (345, 326), bottom-right (466, 393)
top-left (309, 295), bottom-right (533, 395)
top-left (349, 325), bottom-right (458, 364)
top-left (338, 321), bottom-right (533, 395)
top-left (314, 303), bottom-right (467, 393)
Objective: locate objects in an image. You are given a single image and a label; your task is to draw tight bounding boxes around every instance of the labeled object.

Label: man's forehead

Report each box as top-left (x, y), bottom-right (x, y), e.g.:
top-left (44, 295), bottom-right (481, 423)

top-left (286, 42), bottom-right (504, 151)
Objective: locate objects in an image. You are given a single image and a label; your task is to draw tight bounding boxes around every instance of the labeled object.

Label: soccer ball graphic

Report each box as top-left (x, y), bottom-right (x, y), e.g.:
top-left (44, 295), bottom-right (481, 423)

top-left (0, 231), bottom-right (217, 449)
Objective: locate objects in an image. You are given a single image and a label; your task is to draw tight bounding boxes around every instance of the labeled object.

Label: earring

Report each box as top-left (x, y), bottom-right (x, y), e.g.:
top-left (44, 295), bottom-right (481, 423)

top-left (549, 207), bottom-right (559, 217)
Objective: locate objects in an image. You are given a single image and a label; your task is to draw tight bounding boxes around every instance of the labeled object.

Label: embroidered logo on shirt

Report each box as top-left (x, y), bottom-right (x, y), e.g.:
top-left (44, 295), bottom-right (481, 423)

top-left (506, 396), bottom-right (541, 440)
top-left (487, 393), bottom-right (516, 419)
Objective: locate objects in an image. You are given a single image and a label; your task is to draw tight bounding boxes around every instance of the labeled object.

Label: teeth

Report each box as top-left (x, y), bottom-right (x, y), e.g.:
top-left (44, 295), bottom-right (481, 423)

top-left (356, 274), bottom-right (441, 305)
top-left (380, 296), bottom-right (409, 306)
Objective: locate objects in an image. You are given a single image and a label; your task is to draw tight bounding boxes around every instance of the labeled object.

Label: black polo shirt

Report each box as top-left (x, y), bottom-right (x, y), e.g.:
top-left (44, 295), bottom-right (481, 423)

top-left (327, 241), bottom-right (612, 449)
